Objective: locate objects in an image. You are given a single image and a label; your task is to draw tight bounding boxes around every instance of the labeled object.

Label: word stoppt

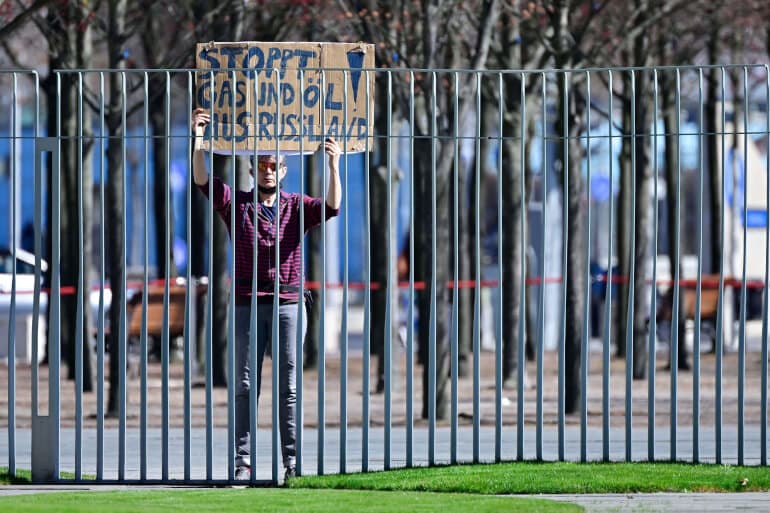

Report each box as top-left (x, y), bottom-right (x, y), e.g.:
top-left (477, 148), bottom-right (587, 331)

top-left (195, 42), bottom-right (375, 155)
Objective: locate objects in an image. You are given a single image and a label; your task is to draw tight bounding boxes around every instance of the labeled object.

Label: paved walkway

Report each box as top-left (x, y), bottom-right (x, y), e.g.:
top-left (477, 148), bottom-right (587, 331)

top-left (545, 492), bottom-right (770, 512)
top-left (1, 425), bottom-right (768, 511)
top-left (1, 424), bottom-right (766, 482)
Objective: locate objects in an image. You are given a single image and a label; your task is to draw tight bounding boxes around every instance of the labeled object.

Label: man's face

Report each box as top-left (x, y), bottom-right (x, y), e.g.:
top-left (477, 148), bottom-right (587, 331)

top-left (253, 156), bottom-right (287, 188)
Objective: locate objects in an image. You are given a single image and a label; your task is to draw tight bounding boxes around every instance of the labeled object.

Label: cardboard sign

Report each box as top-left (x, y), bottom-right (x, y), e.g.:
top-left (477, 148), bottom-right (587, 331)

top-left (195, 41), bottom-right (375, 155)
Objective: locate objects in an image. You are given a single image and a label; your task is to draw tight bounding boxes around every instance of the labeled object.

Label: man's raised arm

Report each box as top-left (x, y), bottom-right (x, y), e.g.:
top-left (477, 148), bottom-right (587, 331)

top-left (192, 108), bottom-right (210, 186)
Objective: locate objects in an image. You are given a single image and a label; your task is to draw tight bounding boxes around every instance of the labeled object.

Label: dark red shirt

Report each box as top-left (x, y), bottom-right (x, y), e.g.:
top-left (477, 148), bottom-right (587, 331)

top-left (198, 177), bottom-right (339, 302)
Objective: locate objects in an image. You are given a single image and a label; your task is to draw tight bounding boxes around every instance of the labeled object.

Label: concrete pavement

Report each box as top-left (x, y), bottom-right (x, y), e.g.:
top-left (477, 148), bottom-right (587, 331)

top-left (2, 426), bottom-right (769, 512)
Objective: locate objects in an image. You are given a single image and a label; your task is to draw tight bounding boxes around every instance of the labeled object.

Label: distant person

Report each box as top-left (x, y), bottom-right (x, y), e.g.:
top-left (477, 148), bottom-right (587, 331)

top-left (191, 108), bottom-right (341, 480)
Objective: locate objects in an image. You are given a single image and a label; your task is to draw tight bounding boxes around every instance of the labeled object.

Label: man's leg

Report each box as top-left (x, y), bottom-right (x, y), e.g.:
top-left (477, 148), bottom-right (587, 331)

top-left (278, 302), bottom-right (306, 470)
top-left (235, 303), bottom-right (269, 469)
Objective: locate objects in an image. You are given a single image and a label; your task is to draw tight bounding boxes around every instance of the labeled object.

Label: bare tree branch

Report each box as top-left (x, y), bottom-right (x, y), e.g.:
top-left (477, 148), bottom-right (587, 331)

top-left (0, 0), bottom-right (56, 40)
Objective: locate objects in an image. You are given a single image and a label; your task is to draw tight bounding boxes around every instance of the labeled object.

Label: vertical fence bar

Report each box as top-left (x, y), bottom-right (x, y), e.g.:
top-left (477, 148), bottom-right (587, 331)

top-left (558, 70), bottom-right (569, 462)
top-left (53, 73), bottom-right (63, 479)
top-left (715, 67), bottom-right (726, 465)
top-left (672, 69), bottom-right (685, 461)
top-left (603, 70), bottom-right (614, 463)
top-left (517, 73), bottom-right (527, 462)
top-left (473, 71), bottom-right (482, 464)
top-left (625, 70), bottom-right (636, 464)
top-left (119, 72), bottom-right (128, 481)
top-left (184, 72), bottom-right (193, 482)
top-left (141, 72), bottom-right (150, 482)
top-left (738, 66), bottom-right (749, 466)
top-left (31, 116), bottom-right (43, 463)
top-left (693, 69), bottom-right (704, 463)
top-left (648, 69), bottom-right (659, 462)
top-left (297, 69), bottom-right (305, 477)
top-left (670, 70), bottom-right (682, 462)
top-left (451, 71), bottom-right (460, 466)
top-left (97, 72), bottom-right (105, 481)
top-left (362, 70), bottom-right (372, 472)
top-left (32, 131), bottom-right (42, 429)
top-left (406, 71), bottom-right (416, 469)
top-left (761, 65), bottom-right (770, 467)
top-left (759, 64), bottom-right (770, 466)
top-left (536, 72), bottom-right (547, 461)
top-left (581, 70), bottom-right (592, 464)
top-left (384, 70), bottom-right (393, 471)
top-left (318, 68), bottom-right (327, 476)
top-left (429, 70), bottom-right (438, 466)
top-left (228, 69), bottom-right (238, 483)
top-left (206, 70), bottom-right (215, 481)
top-left (7, 73), bottom-right (18, 477)
top-left (340, 71), bottom-right (350, 474)
top-left (75, 72), bottom-right (84, 481)
top-left (52, 75), bottom-right (64, 480)
top-left (28, 78), bottom-right (39, 432)
top-left (249, 69), bottom-right (260, 483)
top-left (162, 71), bottom-right (172, 481)
top-left (272, 69), bottom-right (282, 484)
top-left (494, 72), bottom-right (503, 463)
top-left (670, 70), bottom-right (684, 460)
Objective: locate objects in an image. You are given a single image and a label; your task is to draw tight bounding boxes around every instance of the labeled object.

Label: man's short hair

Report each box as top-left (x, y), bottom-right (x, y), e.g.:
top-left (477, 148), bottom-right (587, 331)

top-left (250, 154), bottom-right (286, 166)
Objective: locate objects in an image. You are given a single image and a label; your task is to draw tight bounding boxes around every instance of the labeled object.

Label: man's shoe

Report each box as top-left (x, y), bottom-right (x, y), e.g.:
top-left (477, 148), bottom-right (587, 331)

top-left (235, 466), bottom-right (251, 480)
top-left (284, 466), bottom-right (296, 481)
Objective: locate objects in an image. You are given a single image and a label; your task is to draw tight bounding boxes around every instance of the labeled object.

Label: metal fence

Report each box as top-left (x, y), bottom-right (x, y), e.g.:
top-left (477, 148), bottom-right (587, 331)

top-left (1, 65), bottom-right (769, 485)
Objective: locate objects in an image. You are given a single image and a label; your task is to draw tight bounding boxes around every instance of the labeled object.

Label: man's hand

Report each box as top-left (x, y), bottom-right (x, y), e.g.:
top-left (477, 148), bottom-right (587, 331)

top-left (192, 108), bottom-right (210, 151)
top-left (324, 138), bottom-right (342, 210)
top-left (324, 137), bottom-right (341, 173)
top-left (191, 108), bottom-right (210, 185)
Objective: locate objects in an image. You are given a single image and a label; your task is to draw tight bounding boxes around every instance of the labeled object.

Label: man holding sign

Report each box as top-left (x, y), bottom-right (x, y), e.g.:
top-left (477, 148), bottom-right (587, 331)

top-left (192, 107), bottom-right (342, 481)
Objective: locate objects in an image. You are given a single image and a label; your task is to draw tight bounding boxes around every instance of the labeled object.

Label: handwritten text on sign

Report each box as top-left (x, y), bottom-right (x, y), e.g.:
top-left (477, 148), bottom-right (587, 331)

top-left (195, 42), bottom-right (375, 154)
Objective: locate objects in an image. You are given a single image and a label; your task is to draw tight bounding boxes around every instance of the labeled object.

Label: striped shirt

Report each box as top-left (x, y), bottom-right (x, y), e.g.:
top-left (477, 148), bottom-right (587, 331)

top-left (198, 177), bottom-right (339, 302)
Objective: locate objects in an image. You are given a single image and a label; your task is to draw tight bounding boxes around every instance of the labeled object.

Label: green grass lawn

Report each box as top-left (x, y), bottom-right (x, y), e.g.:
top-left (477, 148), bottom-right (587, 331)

top-left (3, 461), bottom-right (769, 513)
top-left (0, 489), bottom-right (578, 513)
top-left (287, 462), bottom-right (770, 494)
top-left (0, 467), bottom-right (31, 484)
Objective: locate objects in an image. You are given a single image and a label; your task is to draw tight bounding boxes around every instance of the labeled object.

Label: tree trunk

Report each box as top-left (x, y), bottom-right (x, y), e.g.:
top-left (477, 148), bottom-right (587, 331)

top-left (631, 70), bottom-right (652, 380)
top-left (661, 71), bottom-right (688, 370)
top-left (151, 105), bottom-right (178, 281)
top-left (369, 79), bottom-right (393, 392)
top-left (458, 139), bottom-right (473, 379)
top-left (553, 1), bottom-right (586, 413)
top-left (617, 71), bottom-right (633, 360)
top-left (706, 18), bottom-right (721, 274)
top-left (44, 2), bottom-right (92, 377)
top-left (106, 0), bottom-right (128, 417)
top-left (524, 109), bottom-right (538, 362)
top-left (415, 135), bottom-right (453, 420)
top-left (49, 5), bottom-right (94, 392)
top-left (75, 17), bottom-right (95, 392)
top-left (501, 78), bottom-right (524, 386)
top-left (626, 2), bottom-right (655, 379)
top-left (557, 73), bottom-right (586, 414)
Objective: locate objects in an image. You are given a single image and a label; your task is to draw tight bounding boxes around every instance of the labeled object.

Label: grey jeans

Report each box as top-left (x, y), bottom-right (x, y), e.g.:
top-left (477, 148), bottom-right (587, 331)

top-left (234, 302), bottom-right (305, 469)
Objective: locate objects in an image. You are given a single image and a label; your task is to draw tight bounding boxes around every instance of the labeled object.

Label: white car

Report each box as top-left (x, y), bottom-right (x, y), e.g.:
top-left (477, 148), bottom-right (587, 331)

top-left (0, 247), bottom-right (112, 363)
